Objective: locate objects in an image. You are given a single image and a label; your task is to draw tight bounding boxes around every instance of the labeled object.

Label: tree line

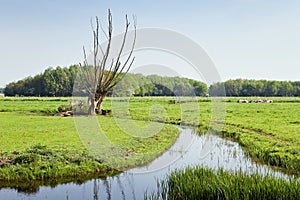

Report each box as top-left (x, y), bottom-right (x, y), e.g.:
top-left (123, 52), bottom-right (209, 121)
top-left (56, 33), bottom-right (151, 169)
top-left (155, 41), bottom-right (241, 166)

top-left (4, 66), bottom-right (300, 97)
top-left (209, 79), bottom-right (300, 97)
top-left (4, 65), bottom-right (208, 97)
top-left (113, 73), bottom-right (208, 97)
top-left (4, 65), bottom-right (79, 97)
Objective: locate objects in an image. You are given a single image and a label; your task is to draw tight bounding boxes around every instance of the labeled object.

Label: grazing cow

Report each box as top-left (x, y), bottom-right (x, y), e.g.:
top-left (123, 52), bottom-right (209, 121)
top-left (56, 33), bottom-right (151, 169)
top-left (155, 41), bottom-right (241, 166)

top-left (238, 99), bottom-right (248, 103)
top-left (262, 99), bottom-right (273, 103)
top-left (253, 99), bottom-right (263, 103)
top-left (253, 99), bottom-right (273, 103)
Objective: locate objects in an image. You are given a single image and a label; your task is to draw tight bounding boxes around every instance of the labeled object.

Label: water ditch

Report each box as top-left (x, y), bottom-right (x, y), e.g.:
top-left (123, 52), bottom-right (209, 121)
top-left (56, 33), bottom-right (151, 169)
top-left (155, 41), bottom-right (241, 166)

top-left (0, 128), bottom-right (295, 200)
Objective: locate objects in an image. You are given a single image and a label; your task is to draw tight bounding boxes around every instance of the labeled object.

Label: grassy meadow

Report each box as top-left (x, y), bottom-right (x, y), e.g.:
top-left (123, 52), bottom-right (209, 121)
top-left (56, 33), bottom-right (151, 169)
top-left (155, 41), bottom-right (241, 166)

top-left (0, 97), bottom-right (179, 183)
top-left (0, 96), bottom-right (299, 195)
top-left (223, 101), bottom-right (300, 175)
top-left (107, 96), bottom-right (300, 175)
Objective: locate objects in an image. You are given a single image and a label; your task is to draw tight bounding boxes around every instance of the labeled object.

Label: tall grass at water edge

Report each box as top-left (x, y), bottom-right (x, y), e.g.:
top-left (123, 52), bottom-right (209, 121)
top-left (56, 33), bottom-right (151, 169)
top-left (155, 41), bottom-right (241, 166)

top-left (145, 166), bottom-right (300, 200)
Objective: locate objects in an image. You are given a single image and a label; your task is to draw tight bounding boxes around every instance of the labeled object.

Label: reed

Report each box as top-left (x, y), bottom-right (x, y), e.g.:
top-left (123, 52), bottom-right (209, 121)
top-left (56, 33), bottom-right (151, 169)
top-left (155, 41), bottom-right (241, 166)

top-left (146, 166), bottom-right (299, 200)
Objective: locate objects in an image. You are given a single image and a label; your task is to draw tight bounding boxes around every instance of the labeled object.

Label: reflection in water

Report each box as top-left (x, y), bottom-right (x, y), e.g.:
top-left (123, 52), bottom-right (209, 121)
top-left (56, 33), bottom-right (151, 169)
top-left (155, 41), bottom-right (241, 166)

top-left (0, 128), bottom-right (296, 199)
top-left (93, 180), bottom-right (98, 200)
top-left (116, 177), bottom-right (126, 200)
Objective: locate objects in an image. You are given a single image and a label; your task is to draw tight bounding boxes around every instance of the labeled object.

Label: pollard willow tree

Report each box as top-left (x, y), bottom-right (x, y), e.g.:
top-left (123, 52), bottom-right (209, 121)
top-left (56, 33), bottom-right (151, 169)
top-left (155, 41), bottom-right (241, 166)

top-left (79, 10), bottom-right (136, 115)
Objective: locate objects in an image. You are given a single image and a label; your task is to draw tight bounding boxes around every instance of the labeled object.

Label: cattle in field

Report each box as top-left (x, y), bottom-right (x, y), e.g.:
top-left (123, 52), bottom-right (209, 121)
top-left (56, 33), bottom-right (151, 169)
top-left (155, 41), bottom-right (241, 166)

top-left (252, 99), bottom-right (263, 103)
top-left (263, 99), bottom-right (273, 103)
top-left (238, 99), bottom-right (248, 103)
top-left (252, 99), bottom-right (273, 103)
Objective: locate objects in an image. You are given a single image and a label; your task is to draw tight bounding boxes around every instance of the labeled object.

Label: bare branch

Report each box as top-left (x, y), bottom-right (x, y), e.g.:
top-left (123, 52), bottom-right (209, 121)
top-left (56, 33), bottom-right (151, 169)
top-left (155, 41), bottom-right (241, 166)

top-left (106, 14), bottom-right (137, 89)
top-left (80, 9), bottom-right (136, 115)
top-left (98, 9), bottom-right (113, 87)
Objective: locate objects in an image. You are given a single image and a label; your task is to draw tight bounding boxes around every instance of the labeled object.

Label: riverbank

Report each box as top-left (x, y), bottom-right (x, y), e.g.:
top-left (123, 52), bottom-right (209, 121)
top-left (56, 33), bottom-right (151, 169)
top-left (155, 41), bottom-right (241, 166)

top-left (0, 96), bottom-right (299, 185)
top-left (221, 102), bottom-right (300, 176)
top-left (0, 97), bottom-right (179, 184)
top-left (105, 96), bottom-right (300, 175)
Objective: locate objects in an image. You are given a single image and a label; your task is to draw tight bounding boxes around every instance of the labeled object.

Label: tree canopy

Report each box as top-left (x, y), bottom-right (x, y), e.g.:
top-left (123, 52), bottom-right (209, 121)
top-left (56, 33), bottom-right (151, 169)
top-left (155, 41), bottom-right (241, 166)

top-left (5, 69), bottom-right (299, 98)
top-left (4, 65), bottom-right (79, 97)
top-left (4, 65), bottom-right (208, 97)
top-left (209, 79), bottom-right (300, 97)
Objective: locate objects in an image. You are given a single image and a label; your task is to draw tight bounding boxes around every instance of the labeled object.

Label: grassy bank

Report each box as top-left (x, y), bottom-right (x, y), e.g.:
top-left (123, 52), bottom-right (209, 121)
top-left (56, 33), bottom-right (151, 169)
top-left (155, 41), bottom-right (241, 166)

top-left (0, 144), bottom-right (118, 193)
top-left (146, 166), bottom-right (300, 200)
top-left (0, 97), bottom-right (179, 183)
top-left (0, 145), bottom-right (110, 181)
top-left (106, 96), bottom-right (300, 175)
top-left (0, 96), bottom-right (299, 184)
top-left (223, 102), bottom-right (300, 175)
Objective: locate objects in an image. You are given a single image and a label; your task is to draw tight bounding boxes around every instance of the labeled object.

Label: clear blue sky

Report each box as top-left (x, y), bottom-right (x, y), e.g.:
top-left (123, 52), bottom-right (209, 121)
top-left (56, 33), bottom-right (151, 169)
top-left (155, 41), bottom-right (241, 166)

top-left (1, 0), bottom-right (300, 87)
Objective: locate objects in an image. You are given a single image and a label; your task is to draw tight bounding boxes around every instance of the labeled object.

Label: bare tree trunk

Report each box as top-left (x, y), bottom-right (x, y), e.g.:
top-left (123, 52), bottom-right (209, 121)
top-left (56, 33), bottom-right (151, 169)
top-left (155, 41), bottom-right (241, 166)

top-left (88, 94), bottom-right (97, 115)
top-left (95, 92), bottom-right (107, 114)
top-left (87, 92), bottom-right (107, 115)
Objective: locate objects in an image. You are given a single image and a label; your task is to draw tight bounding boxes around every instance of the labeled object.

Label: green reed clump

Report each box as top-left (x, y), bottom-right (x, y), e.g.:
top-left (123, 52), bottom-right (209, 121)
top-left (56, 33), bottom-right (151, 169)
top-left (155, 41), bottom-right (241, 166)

top-left (146, 166), bottom-right (299, 200)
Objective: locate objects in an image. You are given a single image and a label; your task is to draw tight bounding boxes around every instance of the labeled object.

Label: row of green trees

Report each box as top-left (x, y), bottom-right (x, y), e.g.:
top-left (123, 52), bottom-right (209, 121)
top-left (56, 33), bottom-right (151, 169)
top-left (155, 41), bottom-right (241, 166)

top-left (4, 66), bottom-right (299, 97)
top-left (114, 73), bottom-right (208, 97)
top-left (4, 65), bottom-right (79, 97)
top-left (4, 65), bottom-right (208, 97)
top-left (209, 79), bottom-right (300, 96)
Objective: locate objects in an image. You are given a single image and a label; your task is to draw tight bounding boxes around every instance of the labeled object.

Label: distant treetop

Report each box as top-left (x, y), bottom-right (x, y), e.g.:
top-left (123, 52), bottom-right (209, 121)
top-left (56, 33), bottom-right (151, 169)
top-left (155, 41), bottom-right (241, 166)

top-left (3, 65), bottom-right (208, 97)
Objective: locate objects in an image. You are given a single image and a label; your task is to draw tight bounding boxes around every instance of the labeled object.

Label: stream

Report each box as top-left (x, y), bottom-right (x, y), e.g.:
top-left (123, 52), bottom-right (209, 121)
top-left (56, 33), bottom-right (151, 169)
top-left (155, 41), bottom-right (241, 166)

top-left (0, 128), bottom-right (293, 200)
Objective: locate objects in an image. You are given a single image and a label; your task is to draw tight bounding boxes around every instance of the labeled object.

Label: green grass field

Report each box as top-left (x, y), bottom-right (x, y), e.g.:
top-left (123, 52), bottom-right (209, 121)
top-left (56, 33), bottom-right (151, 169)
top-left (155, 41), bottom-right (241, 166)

top-left (104, 96), bottom-right (300, 175)
top-left (0, 96), bottom-right (299, 188)
top-left (0, 97), bottom-right (179, 182)
top-left (223, 102), bottom-right (300, 175)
